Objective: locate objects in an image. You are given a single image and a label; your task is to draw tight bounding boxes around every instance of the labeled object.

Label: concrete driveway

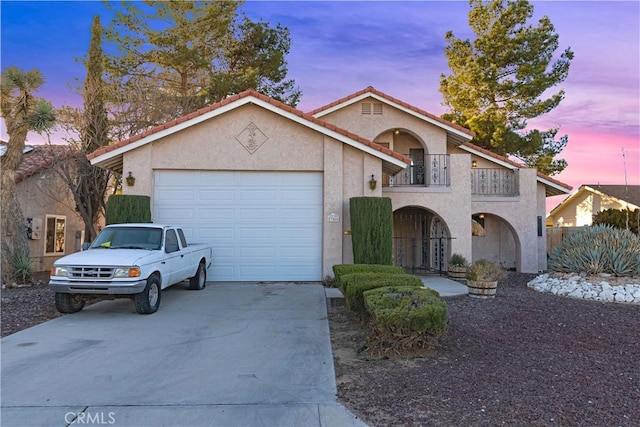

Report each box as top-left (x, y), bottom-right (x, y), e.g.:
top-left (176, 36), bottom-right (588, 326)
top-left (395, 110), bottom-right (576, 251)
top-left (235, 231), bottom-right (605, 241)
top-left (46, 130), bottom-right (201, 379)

top-left (1, 282), bottom-right (366, 427)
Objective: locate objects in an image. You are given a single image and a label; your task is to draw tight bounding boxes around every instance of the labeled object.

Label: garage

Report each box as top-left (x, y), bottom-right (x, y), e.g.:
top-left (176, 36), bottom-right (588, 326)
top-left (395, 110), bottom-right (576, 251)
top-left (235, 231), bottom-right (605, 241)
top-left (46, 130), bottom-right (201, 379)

top-left (153, 170), bottom-right (323, 281)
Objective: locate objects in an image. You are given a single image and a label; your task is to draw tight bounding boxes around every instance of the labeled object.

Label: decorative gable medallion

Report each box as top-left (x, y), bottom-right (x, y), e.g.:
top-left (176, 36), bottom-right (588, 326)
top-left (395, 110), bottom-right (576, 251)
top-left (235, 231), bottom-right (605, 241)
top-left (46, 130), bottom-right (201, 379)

top-left (236, 122), bottom-right (268, 154)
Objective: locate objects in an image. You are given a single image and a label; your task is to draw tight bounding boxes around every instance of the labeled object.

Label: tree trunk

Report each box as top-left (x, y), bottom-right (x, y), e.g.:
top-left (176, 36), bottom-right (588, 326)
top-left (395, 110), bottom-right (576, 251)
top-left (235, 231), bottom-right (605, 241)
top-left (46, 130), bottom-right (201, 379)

top-left (0, 171), bottom-right (28, 284)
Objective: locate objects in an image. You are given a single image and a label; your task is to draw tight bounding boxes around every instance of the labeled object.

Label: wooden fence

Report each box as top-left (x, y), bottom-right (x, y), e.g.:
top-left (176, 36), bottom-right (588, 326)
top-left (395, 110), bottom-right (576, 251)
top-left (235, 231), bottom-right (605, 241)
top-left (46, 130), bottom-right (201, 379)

top-left (546, 227), bottom-right (584, 254)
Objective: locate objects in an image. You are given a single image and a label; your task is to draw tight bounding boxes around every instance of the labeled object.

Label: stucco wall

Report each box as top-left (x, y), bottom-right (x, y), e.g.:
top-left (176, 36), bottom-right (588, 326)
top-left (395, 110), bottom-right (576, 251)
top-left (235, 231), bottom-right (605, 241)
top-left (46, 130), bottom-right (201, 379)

top-left (17, 172), bottom-right (86, 273)
top-left (472, 217), bottom-right (517, 268)
top-left (471, 168), bottom-right (540, 273)
top-left (121, 103), bottom-right (383, 279)
top-left (318, 100), bottom-right (449, 154)
top-left (384, 153), bottom-right (473, 263)
top-left (547, 190), bottom-right (630, 227)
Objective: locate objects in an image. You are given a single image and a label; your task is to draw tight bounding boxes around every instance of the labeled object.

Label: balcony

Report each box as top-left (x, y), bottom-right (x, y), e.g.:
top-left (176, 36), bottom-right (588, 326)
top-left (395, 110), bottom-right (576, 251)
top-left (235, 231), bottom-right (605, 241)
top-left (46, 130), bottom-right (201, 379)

top-left (471, 168), bottom-right (519, 196)
top-left (383, 154), bottom-right (450, 187)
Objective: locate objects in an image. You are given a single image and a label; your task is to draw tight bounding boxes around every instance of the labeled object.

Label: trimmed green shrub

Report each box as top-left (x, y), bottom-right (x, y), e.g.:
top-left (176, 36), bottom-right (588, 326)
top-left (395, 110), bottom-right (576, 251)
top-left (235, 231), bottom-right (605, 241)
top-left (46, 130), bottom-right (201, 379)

top-left (341, 273), bottom-right (423, 317)
top-left (349, 197), bottom-right (393, 264)
top-left (364, 285), bottom-right (448, 354)
top-left (106, 195), bottom-right (152, 225)
top-left (549, 225), bottom-right (640, 276)
top-left (332, 264), bottom-right (405, 288)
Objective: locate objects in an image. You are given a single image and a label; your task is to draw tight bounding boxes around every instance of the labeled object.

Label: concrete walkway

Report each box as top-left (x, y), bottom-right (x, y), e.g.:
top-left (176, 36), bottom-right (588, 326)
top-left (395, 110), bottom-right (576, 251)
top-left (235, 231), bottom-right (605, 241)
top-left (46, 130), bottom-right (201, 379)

top-left (421, 275), bottom-right (469, 297)
top-left (1, 282), bottom-right (367, 427)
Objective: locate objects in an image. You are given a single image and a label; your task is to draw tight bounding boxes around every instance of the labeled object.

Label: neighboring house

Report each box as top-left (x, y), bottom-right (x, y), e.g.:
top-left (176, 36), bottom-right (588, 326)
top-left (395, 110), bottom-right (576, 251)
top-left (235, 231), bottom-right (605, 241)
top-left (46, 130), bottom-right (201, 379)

top-left (547, 184), bottom-right (640, 227)
top-left (88, 87), bottom-right (571, 281)
top-left (1, 143), bottom-right (86, 273)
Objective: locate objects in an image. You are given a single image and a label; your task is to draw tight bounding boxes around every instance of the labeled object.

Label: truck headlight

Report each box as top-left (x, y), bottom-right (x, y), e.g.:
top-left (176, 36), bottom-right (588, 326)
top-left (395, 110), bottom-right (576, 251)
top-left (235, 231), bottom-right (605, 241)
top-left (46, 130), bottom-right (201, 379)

top-left (51, 266), bottom-right (68, 277)
top-left (114, 267), bottom-right (141, 278)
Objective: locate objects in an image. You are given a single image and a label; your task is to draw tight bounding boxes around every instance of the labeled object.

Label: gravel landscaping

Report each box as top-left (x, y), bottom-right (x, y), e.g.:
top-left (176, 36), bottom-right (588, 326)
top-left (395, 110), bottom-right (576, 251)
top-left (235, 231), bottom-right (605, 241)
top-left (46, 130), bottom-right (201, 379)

top-left (328, 272), bottom-right (640, 426)
top-left (3, 272), bottom-right (639, 426)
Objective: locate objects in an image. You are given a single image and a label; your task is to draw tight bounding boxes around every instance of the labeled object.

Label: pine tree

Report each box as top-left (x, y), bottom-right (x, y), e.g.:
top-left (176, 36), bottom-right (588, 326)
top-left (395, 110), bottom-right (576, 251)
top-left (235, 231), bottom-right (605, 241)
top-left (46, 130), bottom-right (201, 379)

top-left (440, 0), bottom-right (574, 175)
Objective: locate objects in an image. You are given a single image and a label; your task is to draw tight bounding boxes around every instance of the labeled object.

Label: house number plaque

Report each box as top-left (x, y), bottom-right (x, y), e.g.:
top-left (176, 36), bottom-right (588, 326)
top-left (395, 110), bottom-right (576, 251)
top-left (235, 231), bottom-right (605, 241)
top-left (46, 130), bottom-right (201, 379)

top-left (327, 213), bottom-right (340, 223)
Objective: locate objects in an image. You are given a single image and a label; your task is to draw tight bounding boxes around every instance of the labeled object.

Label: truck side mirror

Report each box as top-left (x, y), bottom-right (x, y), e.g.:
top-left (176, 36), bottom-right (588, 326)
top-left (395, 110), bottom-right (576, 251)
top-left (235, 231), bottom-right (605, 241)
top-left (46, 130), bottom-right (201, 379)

top-left (82, 242), bottom-right (90, 251)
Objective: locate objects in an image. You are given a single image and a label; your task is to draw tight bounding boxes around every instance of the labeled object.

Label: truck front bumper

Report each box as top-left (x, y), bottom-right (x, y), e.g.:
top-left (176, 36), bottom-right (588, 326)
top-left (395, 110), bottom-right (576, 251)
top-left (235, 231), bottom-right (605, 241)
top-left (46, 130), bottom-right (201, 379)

top-left (49, 278), bottom-right (148, 295)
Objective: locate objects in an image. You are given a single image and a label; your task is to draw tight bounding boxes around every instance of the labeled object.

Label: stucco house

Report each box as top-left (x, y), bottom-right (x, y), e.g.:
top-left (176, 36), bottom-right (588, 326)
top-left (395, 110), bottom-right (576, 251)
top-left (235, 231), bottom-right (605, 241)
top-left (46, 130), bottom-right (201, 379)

top-left (547, 184), bottom-right (640, 227)
top-left (87, 87), bottom-right (571, 281)
top-left (1, 143), bottom-right (86, 273)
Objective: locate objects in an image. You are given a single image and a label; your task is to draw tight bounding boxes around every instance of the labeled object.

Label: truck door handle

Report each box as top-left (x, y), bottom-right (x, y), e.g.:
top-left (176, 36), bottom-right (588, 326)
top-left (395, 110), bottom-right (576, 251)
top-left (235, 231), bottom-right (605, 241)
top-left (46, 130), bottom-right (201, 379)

top-left (161, 261), bottom-right (166, 264)
top-left (181, 254), bottom-right (184, 258)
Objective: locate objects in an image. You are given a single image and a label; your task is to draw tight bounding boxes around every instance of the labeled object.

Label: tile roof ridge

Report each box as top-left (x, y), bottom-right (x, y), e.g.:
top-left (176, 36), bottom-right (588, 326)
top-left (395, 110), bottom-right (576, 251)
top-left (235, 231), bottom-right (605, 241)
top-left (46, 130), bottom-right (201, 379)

top-left (87, 89), bottom-right (410, 165)
top-left (307, 86), bottom-right (474, 137)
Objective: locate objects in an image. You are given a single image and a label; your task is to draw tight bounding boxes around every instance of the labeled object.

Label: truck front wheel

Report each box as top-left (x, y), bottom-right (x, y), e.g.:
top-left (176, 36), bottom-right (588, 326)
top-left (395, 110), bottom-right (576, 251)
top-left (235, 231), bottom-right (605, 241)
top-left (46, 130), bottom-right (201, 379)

top-left (134, 275), bottom-right (161, 314)
top-left (188, 262), bottom-right (207, 290)
top-left (55, 293), bottom-right (85, 313)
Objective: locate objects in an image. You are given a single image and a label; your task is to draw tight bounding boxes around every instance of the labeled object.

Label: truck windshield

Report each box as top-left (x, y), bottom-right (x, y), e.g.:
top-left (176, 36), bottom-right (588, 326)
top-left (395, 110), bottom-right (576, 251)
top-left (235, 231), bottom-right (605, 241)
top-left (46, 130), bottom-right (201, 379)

top-left (90, 227), bottom-right (163, 250)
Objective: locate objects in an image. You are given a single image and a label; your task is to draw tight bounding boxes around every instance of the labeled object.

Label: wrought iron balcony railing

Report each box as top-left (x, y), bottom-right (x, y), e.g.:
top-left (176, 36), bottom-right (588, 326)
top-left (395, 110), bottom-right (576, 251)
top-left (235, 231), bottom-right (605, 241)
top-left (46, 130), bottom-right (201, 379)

top-left (384, 154), bottom-right (450, 187)
top-left (471, 168), bottom-right (519, 196)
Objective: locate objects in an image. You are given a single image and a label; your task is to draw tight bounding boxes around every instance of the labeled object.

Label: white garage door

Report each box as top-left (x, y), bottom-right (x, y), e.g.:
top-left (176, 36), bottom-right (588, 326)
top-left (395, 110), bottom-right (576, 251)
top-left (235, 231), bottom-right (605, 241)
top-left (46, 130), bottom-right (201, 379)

top-left (153, 171), bottom-right (323, 281)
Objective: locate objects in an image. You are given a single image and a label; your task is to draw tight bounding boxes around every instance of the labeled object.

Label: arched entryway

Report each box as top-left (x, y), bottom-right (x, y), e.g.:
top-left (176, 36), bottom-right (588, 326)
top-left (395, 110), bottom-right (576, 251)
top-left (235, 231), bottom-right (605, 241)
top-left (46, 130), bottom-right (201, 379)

top-left (393, 207), bottom-right (452, 274)
top-left (471, 212), bottom-right (521, 270)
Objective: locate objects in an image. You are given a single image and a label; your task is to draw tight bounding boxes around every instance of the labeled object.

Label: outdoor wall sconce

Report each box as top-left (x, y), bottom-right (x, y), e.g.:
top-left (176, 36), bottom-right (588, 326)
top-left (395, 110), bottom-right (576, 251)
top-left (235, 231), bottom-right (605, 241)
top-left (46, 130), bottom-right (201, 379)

top-left (369, 174), bottom-right (377, 190)
top-left (471, 160), bottom-right (478, 168)
top-left (394, 129), bottom-right (400, 135)
top-left (125, 171), bottom-right (136, 187)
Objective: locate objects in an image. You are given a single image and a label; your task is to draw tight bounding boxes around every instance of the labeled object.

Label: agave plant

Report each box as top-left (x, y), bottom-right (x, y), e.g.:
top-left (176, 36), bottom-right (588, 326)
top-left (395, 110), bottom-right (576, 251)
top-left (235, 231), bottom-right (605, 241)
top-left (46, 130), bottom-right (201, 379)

top-left (549, 225), bottom-right (640, 277)
top-left (12, 251), bottom-right (34, 284)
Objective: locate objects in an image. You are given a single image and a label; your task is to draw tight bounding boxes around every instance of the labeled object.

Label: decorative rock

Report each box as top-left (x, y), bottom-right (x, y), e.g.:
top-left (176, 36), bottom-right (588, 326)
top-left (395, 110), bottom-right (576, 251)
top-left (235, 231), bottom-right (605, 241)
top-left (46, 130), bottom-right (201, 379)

top-left (528, 273), bottom-right (640, 305)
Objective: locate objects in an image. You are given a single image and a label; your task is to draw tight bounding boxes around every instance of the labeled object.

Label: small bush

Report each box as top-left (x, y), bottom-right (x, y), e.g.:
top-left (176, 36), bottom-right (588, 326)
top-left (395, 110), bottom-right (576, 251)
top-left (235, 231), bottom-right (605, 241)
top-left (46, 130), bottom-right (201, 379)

top-left (448, 253), bottom-right (468, 268)
top-left (549, 225), bottom-right (640, 277)
top-left (332, 264), bottom-right (405, 289)
top-left (341, 273), bottom-right (423, 317)
top-left (364, 286), bottom-right (448, 355)
top-left (466, 259), bottom-right (506, 282)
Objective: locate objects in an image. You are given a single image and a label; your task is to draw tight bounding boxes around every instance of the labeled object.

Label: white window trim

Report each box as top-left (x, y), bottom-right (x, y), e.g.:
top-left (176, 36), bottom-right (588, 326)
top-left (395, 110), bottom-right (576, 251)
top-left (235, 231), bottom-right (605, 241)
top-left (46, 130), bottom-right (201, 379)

top-left (44, 214), bottom-right (67, 256)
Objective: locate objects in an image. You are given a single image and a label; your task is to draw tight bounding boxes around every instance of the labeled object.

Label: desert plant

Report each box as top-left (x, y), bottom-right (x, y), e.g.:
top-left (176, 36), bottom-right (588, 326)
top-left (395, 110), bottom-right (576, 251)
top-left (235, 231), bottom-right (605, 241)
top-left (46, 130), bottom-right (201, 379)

top-left (466, 259), bottom-right (506, 282)
top-left (448, 254), bottom-right (468, 267)
top-left (548, 225), bottom-right (640, 276)
top-left (12, 251), bottom-right (34, 284)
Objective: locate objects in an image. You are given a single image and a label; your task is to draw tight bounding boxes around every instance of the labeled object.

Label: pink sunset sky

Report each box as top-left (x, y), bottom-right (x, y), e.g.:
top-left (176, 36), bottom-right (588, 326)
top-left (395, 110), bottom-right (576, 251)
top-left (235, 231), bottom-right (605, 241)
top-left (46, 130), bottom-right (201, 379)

top-left (1, 1), bottom-right (638, 212)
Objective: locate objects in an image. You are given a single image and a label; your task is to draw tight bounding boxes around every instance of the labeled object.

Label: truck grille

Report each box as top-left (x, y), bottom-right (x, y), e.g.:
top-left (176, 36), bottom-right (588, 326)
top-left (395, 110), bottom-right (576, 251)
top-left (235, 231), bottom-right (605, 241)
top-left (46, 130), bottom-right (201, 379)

top-left (68, 267), bottom-right (115, 279)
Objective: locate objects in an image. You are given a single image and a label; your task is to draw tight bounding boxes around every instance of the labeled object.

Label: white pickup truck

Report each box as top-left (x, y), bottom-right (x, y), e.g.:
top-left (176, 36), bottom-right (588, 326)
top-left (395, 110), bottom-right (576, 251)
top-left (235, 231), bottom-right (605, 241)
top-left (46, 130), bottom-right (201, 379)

top-left (49, 223), bottom-right (213, 314)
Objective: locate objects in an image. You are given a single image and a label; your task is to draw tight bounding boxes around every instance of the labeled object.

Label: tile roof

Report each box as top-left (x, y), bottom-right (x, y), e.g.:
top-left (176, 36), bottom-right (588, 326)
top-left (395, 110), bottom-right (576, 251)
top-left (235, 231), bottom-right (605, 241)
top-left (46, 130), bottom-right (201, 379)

top-left (0, 142), bottom-right (72, 184)
top-left (87, 89), bottom-right (411, 165)
top-left (308, 86), bottom-right (475, 138)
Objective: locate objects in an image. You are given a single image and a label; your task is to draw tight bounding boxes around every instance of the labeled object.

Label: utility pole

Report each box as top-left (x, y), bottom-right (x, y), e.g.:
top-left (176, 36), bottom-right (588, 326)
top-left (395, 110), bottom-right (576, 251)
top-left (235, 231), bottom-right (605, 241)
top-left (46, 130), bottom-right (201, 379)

top-left (621, 147), bottom-right (629, 231)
